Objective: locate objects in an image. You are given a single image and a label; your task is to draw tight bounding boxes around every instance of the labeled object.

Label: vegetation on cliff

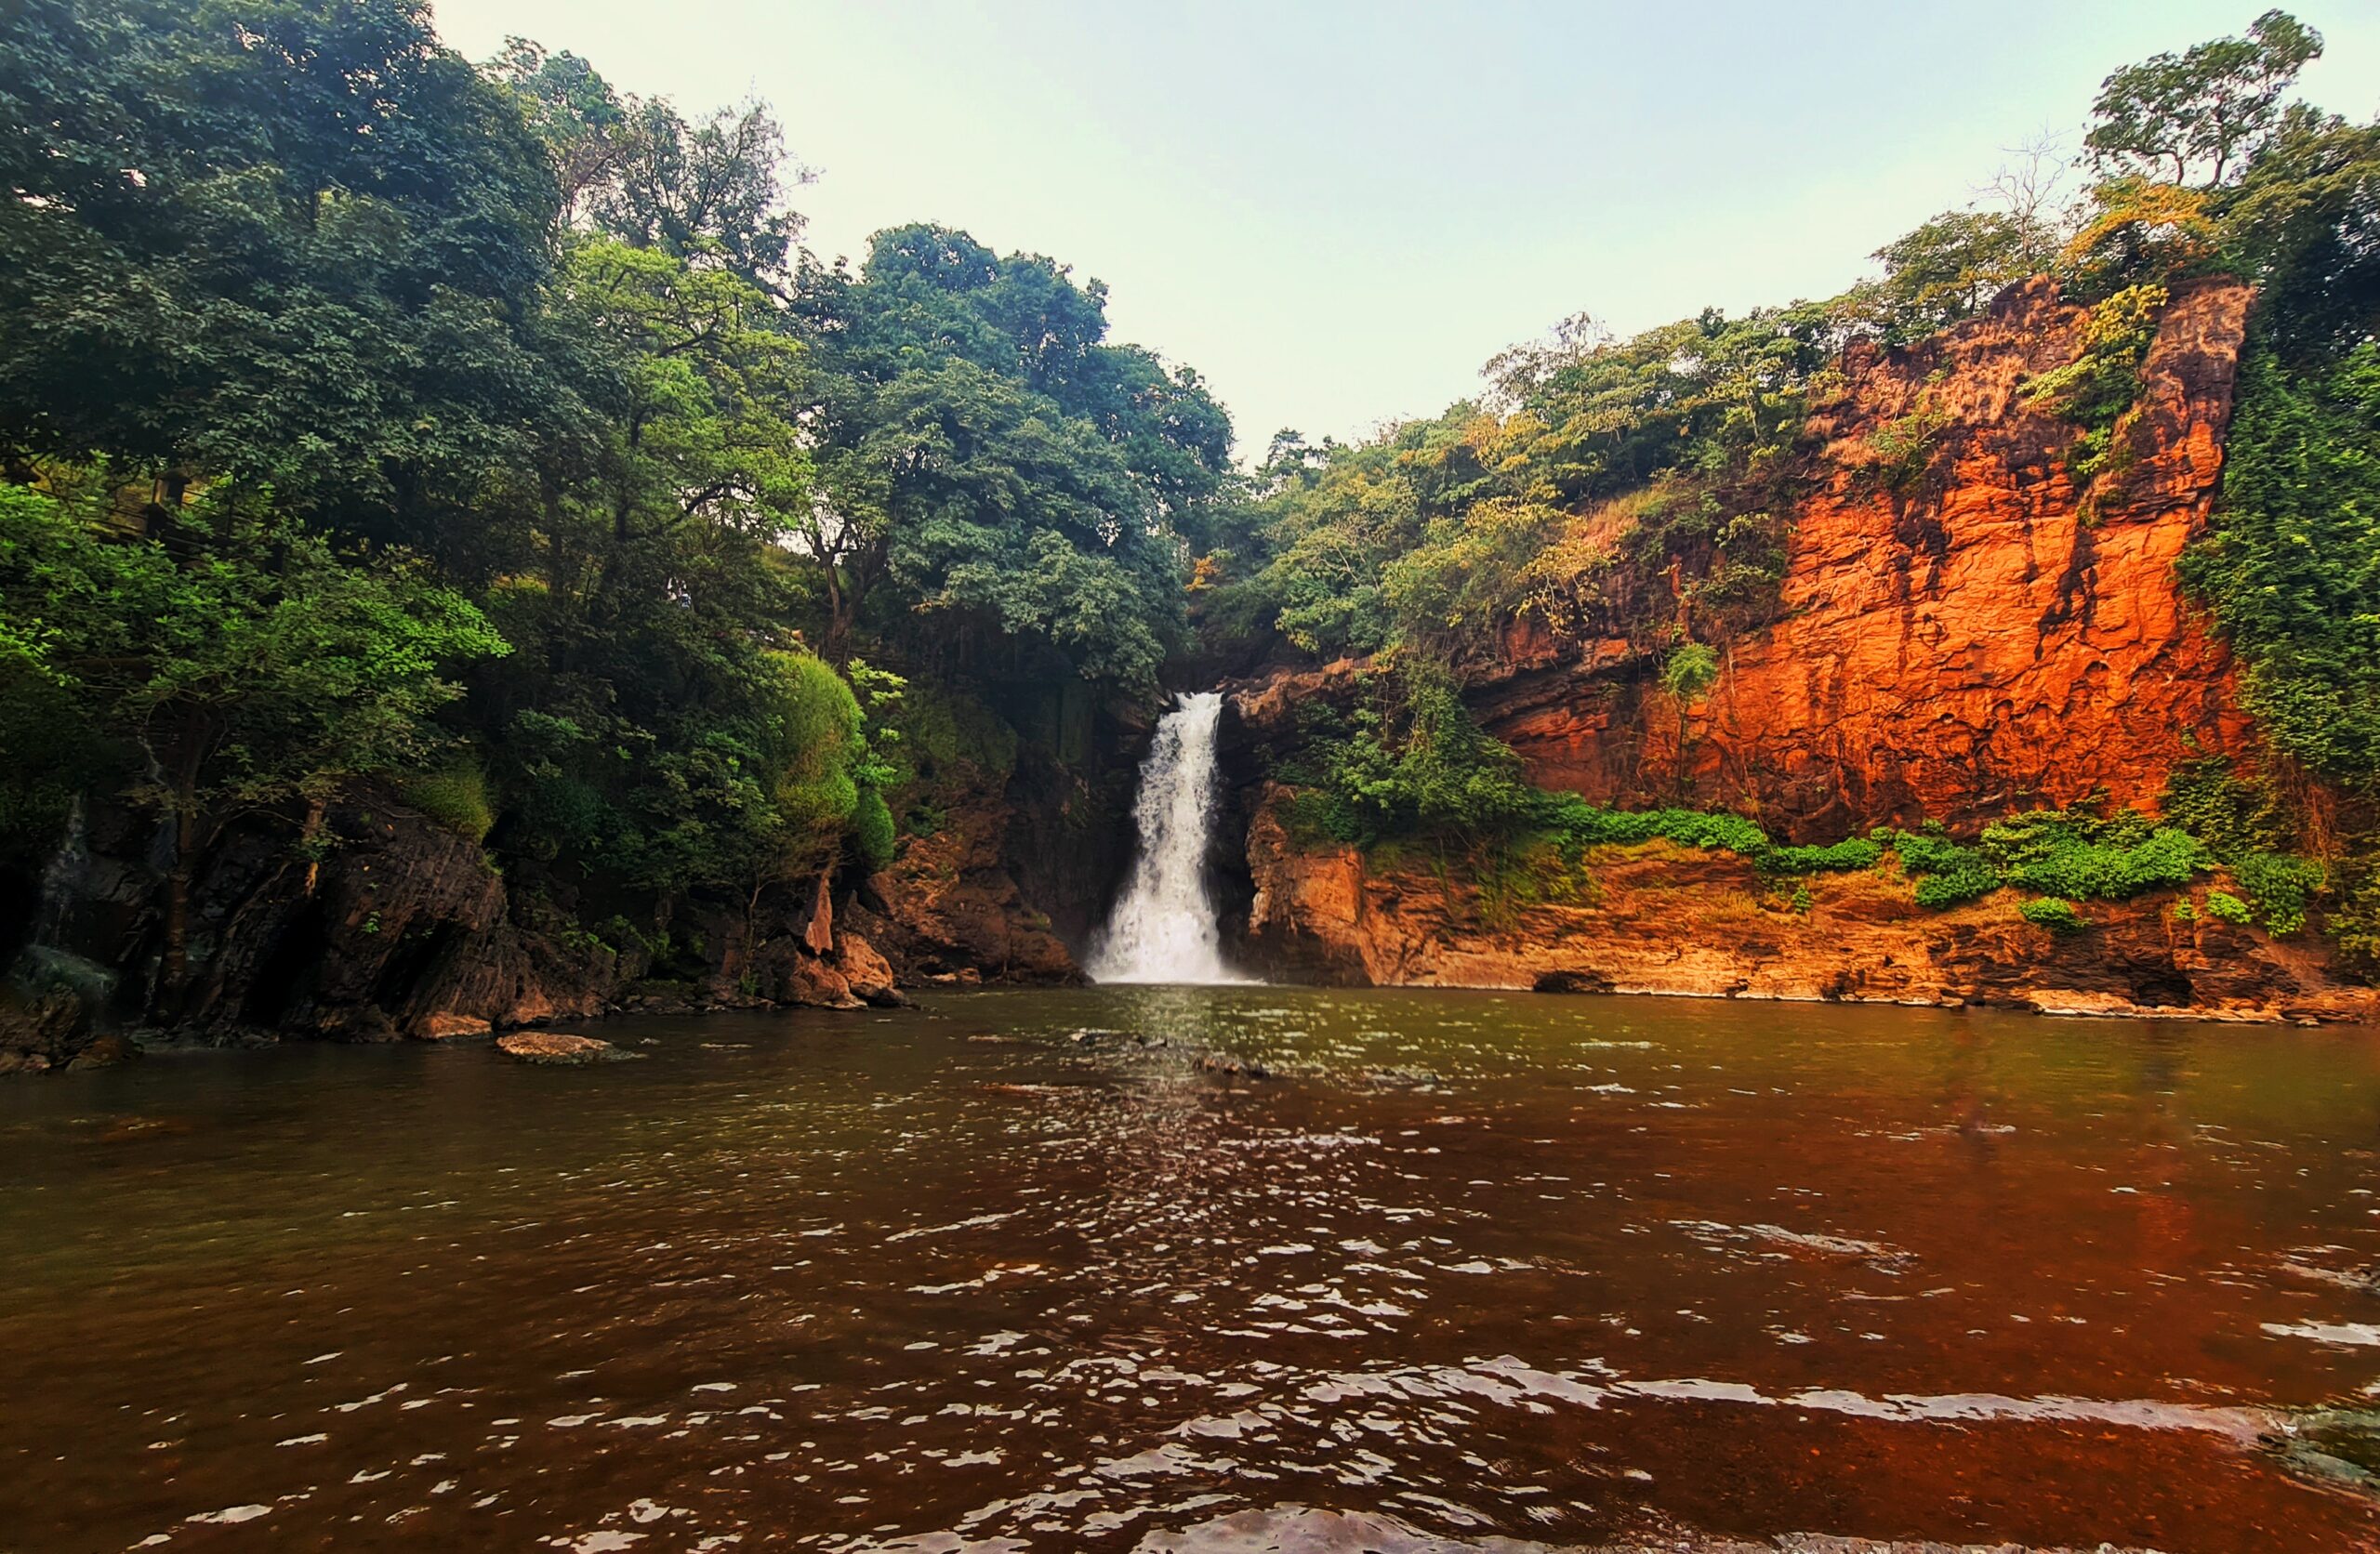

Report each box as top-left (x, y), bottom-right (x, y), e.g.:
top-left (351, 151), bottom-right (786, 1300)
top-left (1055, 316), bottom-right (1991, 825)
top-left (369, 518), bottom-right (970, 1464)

top-left (1221, 10), bottom-right (2380, 972)
top-left (0, 0), bottom-right (1230, 1018)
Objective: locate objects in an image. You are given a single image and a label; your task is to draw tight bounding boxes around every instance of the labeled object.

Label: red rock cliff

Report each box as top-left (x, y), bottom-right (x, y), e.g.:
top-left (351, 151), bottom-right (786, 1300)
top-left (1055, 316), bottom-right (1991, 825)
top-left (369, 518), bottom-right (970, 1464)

top-left (1478, 275), bottom-right (2254, 839)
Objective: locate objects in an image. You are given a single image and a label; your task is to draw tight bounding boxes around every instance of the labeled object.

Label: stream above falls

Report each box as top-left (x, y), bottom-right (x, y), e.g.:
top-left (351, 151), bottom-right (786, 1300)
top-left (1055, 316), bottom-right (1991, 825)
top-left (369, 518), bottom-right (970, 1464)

top-left (5, 988), bottom-right (2380, 1552)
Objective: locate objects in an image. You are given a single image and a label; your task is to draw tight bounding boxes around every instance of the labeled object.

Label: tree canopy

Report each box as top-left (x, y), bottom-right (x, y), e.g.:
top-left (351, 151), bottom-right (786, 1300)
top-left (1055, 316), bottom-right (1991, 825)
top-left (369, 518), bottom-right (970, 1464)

top-left (0, 0), bottom-right (1235, 1013)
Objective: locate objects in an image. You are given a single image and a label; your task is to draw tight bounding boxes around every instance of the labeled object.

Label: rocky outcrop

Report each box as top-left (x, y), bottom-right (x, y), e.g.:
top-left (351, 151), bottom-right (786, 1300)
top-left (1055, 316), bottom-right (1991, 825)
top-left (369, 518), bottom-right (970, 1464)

top-left (1474, 275), bottom-right (2255, 839)
top-left (3, 684), bottom-right (1131, 1068)
top-left (1218, 276), bottom-right (2380, 1021)
top-left (1239, 786), bottom-right (2376, 1023)
top-left (1, 788), bottom-right (928, 1069)
top-left (852, 789), bottom-right (1077, 987)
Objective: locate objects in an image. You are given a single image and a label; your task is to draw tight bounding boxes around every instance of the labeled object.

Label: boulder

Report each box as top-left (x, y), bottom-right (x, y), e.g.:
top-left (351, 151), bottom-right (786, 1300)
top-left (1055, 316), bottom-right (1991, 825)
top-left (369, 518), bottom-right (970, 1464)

top-left (834, 931), bottom-right (902, 1007)
top-left (496, 1031), bottom-right (639, 1065)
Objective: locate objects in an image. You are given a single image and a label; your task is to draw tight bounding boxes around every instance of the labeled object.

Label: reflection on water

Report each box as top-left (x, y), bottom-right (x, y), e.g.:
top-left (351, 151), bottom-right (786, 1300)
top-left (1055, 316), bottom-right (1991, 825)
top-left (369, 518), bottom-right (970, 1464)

top-left (3, 988), bottom-right (2380, 1552)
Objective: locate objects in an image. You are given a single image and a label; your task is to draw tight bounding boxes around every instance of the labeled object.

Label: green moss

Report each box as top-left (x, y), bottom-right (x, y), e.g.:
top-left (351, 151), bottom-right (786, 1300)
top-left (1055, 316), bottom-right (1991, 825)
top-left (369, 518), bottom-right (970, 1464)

top-left (852, 787), bottom-right (897, 868)
top-left (892, 682), bottom-right (1018, 784)
top-left (401, 761), bottom-right (496, 844)
top-left (2205, 890), bottom-right (2255, 926)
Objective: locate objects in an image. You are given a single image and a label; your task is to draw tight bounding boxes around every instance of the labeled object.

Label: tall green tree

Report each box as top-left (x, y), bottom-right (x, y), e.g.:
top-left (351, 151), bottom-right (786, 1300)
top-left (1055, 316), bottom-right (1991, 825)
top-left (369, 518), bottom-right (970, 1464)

top-left (0, 0), bottom-right (562, 541)
top-left (791, 223), bottom-right (1232, 688)
top-left (2084, 8), bottom-right (2322, 187)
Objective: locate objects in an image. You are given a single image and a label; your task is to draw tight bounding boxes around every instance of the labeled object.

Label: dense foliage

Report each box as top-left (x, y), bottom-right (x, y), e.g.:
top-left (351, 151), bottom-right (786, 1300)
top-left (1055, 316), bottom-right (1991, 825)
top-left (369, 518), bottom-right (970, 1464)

top-left (0, 0), bottom-right (1231, 1010)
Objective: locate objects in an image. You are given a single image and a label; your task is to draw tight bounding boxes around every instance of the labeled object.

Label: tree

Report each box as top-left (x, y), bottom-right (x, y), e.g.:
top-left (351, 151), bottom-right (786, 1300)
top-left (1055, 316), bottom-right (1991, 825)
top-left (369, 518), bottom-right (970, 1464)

top-left (790, 222), bottom-right (1233, 689)
top-left (0, 485), bottom-right (507, 1008)
top-left (592, 99), bottom-right (811, 292)
top-left (483, 36), bottom-right (629, 219)
top-left (2219, 111), bottom-right (2380, 361)
top-left (0, 0), bottom-right (563, 537)
top-left (1859, 208), bottom-right (2052, 342)
top-left (2084, 9), bottom-right (2322, 187)
top-left (1660, 641), bottom-right (1721, 789)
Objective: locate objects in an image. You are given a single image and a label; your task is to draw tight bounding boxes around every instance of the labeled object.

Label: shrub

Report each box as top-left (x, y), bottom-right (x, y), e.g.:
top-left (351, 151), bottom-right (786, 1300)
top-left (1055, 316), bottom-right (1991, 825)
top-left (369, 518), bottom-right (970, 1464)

top-left (1867, 395), bottom-right (1953, 492)
top-left (402, 761), bottom-right (496, 843)
top-left (1660, 641), bottom-right (1720, 702)
top-left (2174, 899), bottom-right (2198, 922)
top-left (1878, 823), bottom-right (1986, 878)
top-left (1875, 823), bottom-right (1998, 908)
top-left (2019, 898), bottom-right (2089, 932)
top-left (1541, 797), bottom-right (1771, 856)
top-left (852, 787), bottom-right (897, 868)
top-left (1982, 809), bottom-right (2202, 900)
top-left (1913, 866), bottom-right (2000, 909)
top-left (2205, 890), bottom-right (2254, 926)
top-left (2230, 851), bottom-right (2324, 935)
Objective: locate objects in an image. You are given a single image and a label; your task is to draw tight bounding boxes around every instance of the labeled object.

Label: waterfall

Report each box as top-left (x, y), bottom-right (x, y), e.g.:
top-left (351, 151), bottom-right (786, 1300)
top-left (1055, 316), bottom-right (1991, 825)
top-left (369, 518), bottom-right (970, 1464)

top-left (1089, 691), bottom-right (1245, 984)
top-left (33, 797), bottom-right (91, 948)
top-left (15, 797), bottom-right (118, 1011)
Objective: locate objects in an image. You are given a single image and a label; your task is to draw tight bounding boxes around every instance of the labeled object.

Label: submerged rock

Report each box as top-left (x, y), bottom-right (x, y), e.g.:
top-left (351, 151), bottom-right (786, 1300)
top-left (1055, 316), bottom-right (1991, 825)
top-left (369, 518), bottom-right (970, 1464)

top-left (2266, 1406), bottom-right (2380, 1496)
top-left (63, 1032), bottom-right (139, 1070)
top-left (1365, 1066), bottom-right (1446, 1091)
top-left (1197, 1049), bottom-right (1271, 1080)
top-left (496, 1031), bottom-right (641, 1066)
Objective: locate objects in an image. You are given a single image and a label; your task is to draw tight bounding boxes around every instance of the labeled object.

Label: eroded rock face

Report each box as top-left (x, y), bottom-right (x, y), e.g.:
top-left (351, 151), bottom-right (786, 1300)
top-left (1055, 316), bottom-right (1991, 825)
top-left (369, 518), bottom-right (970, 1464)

top-left (855, 790), bottom-right (1077, 986)
top-left (1475, 276), bottom-right (2255, 839)
top-left (5, 784), bottom-right (929, 1067)
top-left (1238, 788), bottom-right (2377, 1023)
top-left (1219, 278), bottom-right (2380, 1019)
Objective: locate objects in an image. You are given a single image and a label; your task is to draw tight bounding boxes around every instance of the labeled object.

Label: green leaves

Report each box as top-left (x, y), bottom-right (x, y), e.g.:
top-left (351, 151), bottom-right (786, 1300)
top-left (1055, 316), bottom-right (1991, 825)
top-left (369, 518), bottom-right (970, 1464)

top-left (1856, 208), bottom-right (2054, 343)
top-left (0, 0), bottom-right (559, 516)
top-left (791, 222), bottom-right (1231, 689)
top-left (0, 483), bottom-right (507, 823)
top-left (2085, 9), bottom-right (2321, 187)
top-left (2184, 344), bottom-right (2380, 792)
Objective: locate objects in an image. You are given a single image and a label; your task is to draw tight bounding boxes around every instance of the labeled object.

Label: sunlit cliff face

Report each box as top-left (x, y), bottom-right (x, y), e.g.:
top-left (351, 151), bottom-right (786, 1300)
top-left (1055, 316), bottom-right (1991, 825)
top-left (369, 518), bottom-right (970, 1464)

top-left (1474, 276), bottom-right (2255, 839)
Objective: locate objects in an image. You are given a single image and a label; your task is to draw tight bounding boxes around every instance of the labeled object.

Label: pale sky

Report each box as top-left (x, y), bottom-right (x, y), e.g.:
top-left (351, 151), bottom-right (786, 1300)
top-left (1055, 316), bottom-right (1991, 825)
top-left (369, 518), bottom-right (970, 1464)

top-left (429, 0), bottom-right (2380, 457)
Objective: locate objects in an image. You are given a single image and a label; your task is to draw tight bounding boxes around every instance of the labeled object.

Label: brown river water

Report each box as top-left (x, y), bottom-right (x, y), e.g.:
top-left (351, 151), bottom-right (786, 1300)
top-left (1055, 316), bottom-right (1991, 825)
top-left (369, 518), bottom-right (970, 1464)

top-left (5, 987), bottom-right (2380, 1552)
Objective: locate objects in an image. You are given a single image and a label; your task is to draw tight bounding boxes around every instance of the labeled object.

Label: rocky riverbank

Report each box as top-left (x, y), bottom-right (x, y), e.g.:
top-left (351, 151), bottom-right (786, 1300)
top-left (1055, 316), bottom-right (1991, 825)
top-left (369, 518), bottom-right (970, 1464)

top-left (1233, 784), bottom-right (2378, 1024)
top-left (0, 765), bottom-right (1096, 1073)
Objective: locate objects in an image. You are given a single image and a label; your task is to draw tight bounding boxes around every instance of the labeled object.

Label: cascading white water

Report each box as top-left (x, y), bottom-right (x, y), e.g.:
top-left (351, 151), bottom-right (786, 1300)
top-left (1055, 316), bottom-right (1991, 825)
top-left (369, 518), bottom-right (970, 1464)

top-left (1089, 691), bottom-right (1244, 984)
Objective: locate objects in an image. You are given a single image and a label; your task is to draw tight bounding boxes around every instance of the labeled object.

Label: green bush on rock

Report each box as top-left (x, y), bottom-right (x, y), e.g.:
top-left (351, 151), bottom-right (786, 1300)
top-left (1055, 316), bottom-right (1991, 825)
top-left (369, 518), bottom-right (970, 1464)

top-left (2205, 890), bottom-right (2256, 926)
top-left (2019, 898), bottom-right (2090, 933)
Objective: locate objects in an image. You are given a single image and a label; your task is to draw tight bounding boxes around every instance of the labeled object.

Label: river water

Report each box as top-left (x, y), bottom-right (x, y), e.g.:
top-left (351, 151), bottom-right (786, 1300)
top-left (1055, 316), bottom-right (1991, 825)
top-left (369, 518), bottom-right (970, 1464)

top-left (5, 989), bottom-right (2380, 1552)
